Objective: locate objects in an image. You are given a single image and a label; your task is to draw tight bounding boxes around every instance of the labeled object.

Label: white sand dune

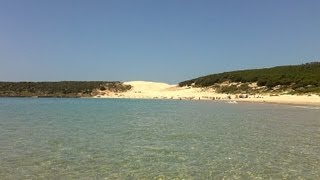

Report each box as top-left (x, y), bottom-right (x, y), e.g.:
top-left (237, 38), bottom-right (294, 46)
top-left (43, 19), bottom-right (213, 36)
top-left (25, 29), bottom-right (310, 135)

top-left (124, 81), bottom-right (175, 92)
top-left (95, 81), bottom-right (320, 106)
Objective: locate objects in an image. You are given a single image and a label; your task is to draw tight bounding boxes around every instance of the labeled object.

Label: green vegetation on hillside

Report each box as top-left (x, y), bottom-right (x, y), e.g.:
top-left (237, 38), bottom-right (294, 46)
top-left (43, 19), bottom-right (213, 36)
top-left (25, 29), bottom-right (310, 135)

top-left (179, 62), bottom-right (320, 94)
top-left (0, 81), bottom-right (131, 97)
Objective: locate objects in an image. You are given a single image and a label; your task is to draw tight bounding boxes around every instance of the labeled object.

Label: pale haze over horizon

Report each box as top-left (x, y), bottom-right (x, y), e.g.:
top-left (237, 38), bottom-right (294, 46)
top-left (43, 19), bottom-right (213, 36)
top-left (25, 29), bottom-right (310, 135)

top-left (0, 0), bottom-right (319, 84)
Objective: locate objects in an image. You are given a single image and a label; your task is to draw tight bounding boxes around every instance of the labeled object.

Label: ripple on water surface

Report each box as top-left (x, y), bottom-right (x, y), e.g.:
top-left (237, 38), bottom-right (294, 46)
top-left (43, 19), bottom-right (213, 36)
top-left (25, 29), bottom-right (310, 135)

top-left (0, 98), bottom-right (319, 179)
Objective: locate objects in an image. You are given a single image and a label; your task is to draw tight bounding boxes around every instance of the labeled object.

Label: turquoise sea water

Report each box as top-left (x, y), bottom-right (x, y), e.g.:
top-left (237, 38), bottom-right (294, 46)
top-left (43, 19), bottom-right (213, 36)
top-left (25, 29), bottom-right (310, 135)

top-left (0, 98), bottom-right (319, 179)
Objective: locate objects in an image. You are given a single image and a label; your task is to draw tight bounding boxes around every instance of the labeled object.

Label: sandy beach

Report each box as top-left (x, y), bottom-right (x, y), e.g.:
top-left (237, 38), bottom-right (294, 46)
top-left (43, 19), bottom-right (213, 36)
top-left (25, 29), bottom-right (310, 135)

top-left (94, 81), bottom-right (320, 106)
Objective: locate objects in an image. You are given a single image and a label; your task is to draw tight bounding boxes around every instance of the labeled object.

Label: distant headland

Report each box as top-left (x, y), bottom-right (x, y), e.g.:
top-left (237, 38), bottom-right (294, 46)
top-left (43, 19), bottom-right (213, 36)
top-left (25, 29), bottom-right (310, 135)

top-left (0, 81), bottom-right (131, 98)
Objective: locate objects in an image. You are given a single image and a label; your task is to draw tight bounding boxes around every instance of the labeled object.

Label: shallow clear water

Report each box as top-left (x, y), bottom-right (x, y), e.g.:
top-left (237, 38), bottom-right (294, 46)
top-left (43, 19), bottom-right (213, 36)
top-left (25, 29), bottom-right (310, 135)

top-left (0, 98), bottom-right (319, 179)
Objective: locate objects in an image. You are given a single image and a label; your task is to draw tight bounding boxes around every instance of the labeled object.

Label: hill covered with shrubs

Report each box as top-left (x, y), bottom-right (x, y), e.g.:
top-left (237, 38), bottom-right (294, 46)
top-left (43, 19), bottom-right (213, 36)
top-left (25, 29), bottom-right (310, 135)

top-left (179, 62), bottom-right (320, 94)
top-left (0, 81), bottom-right (131, 97)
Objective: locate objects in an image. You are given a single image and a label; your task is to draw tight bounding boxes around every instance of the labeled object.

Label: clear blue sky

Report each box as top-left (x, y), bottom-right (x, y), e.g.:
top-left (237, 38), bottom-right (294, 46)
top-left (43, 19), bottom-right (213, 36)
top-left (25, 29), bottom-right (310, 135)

top-left (1, 0), bottom-right (319, 83)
